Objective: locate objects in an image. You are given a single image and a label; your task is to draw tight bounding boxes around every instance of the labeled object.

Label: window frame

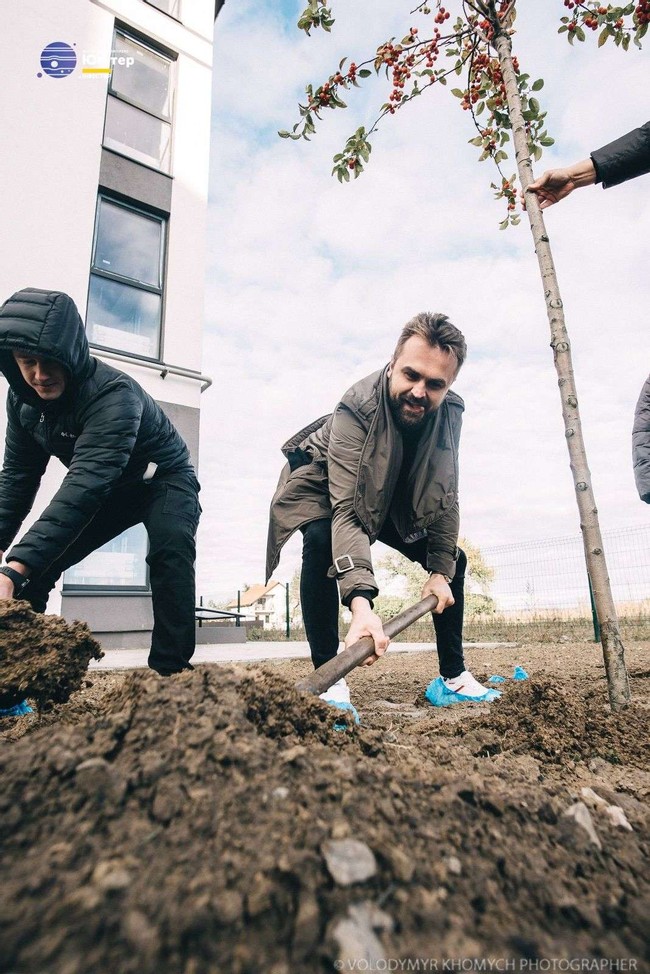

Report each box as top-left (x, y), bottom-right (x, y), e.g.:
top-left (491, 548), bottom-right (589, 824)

top-left (143, 0), bottom-right (182, 21)
top-left (62, 524), bottom-right (151, 594)
top-left (86, 193), bottom-right (168, 363)
top-left (103, 26), bottom-right (176, 174)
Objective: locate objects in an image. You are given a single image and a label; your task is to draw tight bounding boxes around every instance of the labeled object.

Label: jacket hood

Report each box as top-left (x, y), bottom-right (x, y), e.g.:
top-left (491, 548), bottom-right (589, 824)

top-left (0, 288), bottom-right (93, 405)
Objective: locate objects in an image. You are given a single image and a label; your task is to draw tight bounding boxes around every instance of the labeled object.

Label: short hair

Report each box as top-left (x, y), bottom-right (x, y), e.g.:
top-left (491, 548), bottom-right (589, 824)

top-left (392, 312), bottom-right (467, 373)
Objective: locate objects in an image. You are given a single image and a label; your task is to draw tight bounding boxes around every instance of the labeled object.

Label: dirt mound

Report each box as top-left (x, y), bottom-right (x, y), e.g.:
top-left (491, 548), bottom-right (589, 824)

top-left (1, 665), bottom-right (648, 973)
top-left (463, 677), bottom-right (650, 769)
top-left (0, 600), bottom-right (103, 710)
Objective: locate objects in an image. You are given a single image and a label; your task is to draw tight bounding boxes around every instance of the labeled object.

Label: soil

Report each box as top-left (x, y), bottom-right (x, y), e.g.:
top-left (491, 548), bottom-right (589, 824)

top-left (0, 600), bottom-right (103, 710)
top-left (1, 638), bottom-right (649, 974)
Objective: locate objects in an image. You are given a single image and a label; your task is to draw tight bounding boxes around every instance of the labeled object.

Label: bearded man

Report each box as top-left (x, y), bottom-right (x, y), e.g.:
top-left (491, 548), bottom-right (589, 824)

top-left (266, 311), bottom-right (498, 711)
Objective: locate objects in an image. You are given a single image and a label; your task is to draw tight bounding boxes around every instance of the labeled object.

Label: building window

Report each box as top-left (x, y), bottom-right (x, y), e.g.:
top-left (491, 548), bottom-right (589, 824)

top-left (86, 196), bottom-right (166, 359)
top-left (63, 525), bottom-right (149, 590)
top-left (103, 29), bottom-right (174, 173)
top-left (144, 0), bottom-right (182, 18)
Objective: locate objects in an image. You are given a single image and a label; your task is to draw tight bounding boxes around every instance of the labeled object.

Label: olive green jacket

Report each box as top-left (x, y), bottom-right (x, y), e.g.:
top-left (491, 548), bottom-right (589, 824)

top-left (266, 366), bottom-right (464, 603)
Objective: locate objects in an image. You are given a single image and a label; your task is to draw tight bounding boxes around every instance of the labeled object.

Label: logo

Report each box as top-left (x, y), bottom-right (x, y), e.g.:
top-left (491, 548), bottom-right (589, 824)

top-left (39, 41), bottom-right (77, 79)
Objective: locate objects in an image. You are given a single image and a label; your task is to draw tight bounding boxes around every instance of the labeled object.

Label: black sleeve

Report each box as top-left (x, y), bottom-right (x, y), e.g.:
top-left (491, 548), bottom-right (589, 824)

top-left (0, 395), bottom-right (49, 552)
top-left (591, 121), bottom-right (650, 189)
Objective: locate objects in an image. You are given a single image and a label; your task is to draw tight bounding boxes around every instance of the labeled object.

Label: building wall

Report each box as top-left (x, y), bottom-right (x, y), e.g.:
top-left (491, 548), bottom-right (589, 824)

top-left (0, 0), bottom-right (214, 642)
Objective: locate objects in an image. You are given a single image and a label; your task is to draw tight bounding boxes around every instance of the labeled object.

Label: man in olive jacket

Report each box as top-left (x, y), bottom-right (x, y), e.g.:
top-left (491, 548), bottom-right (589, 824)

top-left (0, 288), bottom-right (201, 676)
top-left (267, 311), bottom-right (495, 705)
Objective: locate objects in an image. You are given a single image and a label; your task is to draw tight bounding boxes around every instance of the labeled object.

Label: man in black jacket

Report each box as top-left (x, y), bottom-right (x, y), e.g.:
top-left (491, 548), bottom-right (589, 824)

top-left (526, 122), bottom-right (650, 506)
top-left (0, 288), bottom-right (201, 676)
top-left (633, 376), bottom-right (650, 505)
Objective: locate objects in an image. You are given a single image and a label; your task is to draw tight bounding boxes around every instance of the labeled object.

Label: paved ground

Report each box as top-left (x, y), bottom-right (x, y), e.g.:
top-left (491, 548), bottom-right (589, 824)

top-left (89, 641), bottom-right (517, 670)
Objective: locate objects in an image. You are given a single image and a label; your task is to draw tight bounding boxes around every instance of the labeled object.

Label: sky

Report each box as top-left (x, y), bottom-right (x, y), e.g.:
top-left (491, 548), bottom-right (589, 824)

top-left (195, 1), bottom-right (649, 604)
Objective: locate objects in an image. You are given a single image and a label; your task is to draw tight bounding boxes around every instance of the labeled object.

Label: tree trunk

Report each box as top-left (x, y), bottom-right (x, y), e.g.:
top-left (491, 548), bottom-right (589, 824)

top-left (491, 16), bottom-right (630, 709)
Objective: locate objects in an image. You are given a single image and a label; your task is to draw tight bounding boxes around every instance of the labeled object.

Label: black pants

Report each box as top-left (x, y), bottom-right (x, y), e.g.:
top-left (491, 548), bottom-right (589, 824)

top-left (300, 517), bottom-right (466, 679)
top-left (25, 474), bottom-right (201, 675)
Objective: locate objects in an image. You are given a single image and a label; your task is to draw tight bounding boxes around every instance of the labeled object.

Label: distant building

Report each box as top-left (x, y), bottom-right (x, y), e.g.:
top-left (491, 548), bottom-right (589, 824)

top-left (0, 0), bottom-right (223, 646)
top-left (226, 582), bottom-right (289, 631)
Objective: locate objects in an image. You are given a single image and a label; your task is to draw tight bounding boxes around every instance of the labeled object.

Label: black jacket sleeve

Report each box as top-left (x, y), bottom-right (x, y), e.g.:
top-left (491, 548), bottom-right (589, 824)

top-left (591, 121), bottom-right (650, 189)
top-left (0, 395), bottom-right (49, 552)
top-left (8, 383), bottom-right (144, 574)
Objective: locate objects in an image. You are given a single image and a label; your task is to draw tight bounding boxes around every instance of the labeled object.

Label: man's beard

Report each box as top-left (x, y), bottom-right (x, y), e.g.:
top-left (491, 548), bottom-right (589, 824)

top-left (388, 392), bottom-right (431, 431)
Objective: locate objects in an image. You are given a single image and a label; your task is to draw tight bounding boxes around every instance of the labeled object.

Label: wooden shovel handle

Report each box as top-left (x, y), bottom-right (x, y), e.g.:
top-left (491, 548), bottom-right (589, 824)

top-left (295, 594), bottom-right (439, 696)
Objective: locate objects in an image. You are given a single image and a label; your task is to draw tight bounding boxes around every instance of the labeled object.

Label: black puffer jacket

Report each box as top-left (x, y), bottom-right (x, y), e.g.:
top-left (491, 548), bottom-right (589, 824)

top-left (0, 288), bottom-right (195, 575)
top-left (591, 120), bottom-right (650, 188)
top-left (633, 375), bottom-right (650, 504)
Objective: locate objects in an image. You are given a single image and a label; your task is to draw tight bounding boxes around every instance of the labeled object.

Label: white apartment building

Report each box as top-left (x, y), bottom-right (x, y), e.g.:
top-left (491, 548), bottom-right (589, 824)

top-left (0, 0), bottom-right (222, 646)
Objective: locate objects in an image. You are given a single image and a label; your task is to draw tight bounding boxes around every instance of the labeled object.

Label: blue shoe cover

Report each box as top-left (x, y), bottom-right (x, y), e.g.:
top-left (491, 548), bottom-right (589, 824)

top-left (512, 666), bottom-right (528, 681)
top-left (487, 674), bottom-right (507, 684)
top-left (425, 676), bottom-right (501, 707)
top-left (0, 699), bottom-right (33, 717)
top-left (324, 699), bottom-right (360, 729)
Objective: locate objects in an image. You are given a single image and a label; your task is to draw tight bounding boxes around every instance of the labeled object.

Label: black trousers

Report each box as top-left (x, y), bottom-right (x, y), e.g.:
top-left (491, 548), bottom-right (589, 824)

top-left (300, 517), bottom-right (467, 679)
top-left (25, 473), bottom-right (201, 675)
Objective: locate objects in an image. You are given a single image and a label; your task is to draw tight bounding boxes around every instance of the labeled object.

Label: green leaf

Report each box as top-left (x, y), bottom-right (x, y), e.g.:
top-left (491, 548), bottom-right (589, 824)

top-left (529, 97), bottom-right (540, 115)
top-left (539, 136), bottom-right (555, 147)
top-left (576, 26), bottom-right (586, 41)
top-left (358, 68), bottom-right (372, 78)
top-left (531, 79), bottom-right (544, 91)
top-left (622, 32), bottom-right (630, 50)
top-left (499, 218), bottom-right (509, 230)
top-left (278, 130), bottom-right (291, 138)
top-left (468, 136), bottom-right (484, 147)
top-left (598, 27), bottom-right (610, 46)
top-left (438, 76), bottom-right (447, 86)
top-left (451, 88), bottom-right (465, 98)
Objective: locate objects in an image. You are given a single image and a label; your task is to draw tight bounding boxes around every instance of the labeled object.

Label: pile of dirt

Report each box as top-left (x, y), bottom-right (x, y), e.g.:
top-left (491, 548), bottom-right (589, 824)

top-left (0, 601), bottom-right (103, 710)
top-left (461, 678), bottom-right (650, 769)
top-left (1, 665), bottom-right (648, 973)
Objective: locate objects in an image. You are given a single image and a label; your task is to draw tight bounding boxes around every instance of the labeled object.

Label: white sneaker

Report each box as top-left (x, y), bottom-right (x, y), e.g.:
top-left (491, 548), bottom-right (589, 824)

top-left (443, 671), bottom-right (493, 699)
top-left (319, 678), bottom-right (351, 706)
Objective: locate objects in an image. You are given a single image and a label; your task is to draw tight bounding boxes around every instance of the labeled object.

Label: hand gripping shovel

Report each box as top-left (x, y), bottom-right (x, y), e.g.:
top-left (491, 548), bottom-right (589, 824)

top-left (295, 595), bottom-right (439, 696)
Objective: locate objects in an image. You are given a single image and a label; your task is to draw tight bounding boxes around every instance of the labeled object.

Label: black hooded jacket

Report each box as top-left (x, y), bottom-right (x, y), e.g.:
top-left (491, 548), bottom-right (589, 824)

top-left (0, 288), bottom-right (195, 575)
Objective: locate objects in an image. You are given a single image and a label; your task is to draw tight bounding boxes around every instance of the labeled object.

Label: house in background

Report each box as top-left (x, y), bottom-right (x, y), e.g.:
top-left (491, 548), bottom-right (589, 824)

top-left (226, 582), bottom-right (290, 632)
top-left (0, 0), bottom-right (223, 646)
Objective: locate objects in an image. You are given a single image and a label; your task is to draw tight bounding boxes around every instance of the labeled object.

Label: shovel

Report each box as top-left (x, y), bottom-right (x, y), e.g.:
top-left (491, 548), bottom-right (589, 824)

top-left (295, 595), bottom-right (439, 696)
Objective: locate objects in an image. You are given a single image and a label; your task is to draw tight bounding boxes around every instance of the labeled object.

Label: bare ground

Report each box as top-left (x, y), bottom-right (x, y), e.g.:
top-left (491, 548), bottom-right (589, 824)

top-left (1, 638), bottom-right (649, 973)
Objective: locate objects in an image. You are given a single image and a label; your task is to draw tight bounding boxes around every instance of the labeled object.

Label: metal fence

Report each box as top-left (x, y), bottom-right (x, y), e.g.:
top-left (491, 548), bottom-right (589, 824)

top-left (460, 524), bottom-right (650, 642)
